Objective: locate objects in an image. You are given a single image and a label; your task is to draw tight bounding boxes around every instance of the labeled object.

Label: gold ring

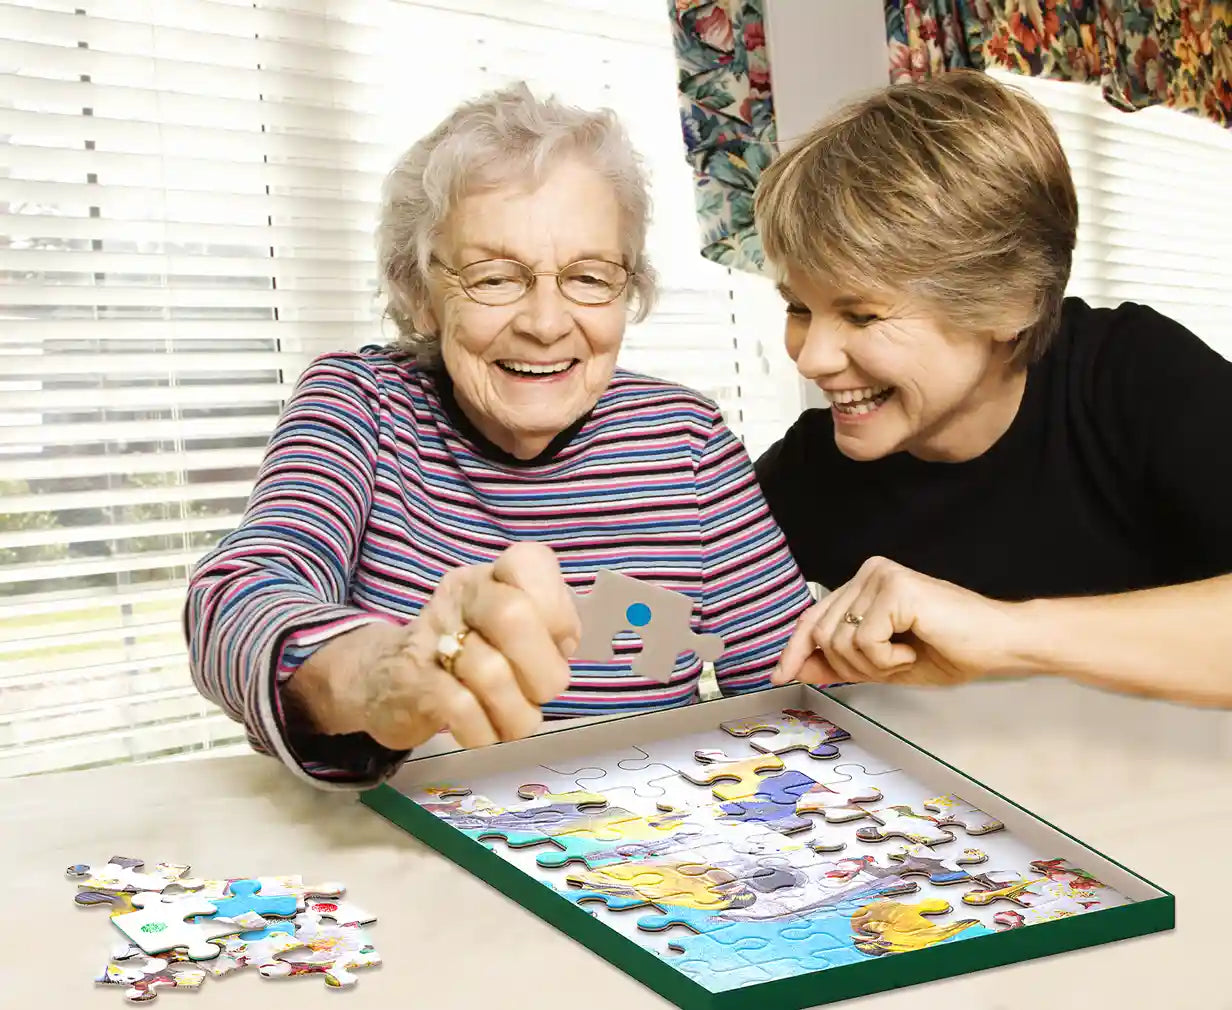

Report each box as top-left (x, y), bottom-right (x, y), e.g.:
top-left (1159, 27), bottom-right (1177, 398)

top-left (843, 612), bottom-right (864, 626)
top-left (435, 628), bottom-right (471, 676)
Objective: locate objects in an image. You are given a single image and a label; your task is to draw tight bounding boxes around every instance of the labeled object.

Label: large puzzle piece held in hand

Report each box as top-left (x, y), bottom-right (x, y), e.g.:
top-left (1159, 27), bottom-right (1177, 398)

top-left (572, 569), bottom-right (724, 682)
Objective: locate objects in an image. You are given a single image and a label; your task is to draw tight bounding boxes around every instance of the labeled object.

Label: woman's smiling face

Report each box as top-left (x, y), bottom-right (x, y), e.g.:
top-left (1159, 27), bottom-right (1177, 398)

top-left (779, 269), bottom-right (1027, 463)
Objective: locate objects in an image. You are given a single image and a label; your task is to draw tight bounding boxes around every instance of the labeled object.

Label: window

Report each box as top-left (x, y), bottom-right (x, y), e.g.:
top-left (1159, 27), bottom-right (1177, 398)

top-left (989, 70), bottom-right (1232, 361)
top-left (0, 1), bottom-right (799, 777)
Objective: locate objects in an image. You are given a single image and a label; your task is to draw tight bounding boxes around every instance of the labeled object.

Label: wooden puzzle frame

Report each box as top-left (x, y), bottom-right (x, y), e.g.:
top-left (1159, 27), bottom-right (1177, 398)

top-left (359, 685), bottom-right (1174, 1010)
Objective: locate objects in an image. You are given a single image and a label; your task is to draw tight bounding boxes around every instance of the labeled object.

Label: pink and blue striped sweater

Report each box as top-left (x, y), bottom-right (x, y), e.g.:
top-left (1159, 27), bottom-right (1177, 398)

top-left (184, 348), bottom-right (813, 788)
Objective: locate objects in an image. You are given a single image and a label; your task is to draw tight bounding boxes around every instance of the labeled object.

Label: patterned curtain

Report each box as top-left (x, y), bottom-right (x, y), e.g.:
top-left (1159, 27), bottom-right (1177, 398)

top-left (670, 0), bottom-right (776, 276)
top-left (886, 1), bottom-right (1232, 128)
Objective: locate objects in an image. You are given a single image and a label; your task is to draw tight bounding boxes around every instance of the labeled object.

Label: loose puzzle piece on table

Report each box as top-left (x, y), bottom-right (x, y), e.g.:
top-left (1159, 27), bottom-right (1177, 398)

top-left (923, 794), bottom-right (1005, 835)
top-left (851, 897), bottom-right (988, 956)
top-left (68, 856), bottom-right (202, 895)
top-left (206, 879), bottom-right (298, 922)
top-left (110, 892), bottom-right (251, 960)
top-left (258, 915), bottom-right (381, 989)
top-left (720, 709), bottom-right (851, 760)
top-left (203, 929), bottom-right (309, 977)
top-left (681, 749), bottom-right (785, 802)
top-left (95, 952), bottom-right (207, 1003)
top-left (571, 568), bottom-right (724, 682)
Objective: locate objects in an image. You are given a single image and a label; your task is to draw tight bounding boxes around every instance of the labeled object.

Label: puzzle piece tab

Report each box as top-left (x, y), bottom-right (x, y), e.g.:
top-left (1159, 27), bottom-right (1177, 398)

top-left (110, 892), bottom-right (249, 960)
top-left (720, 709), bottom-right (851, 759)
top-left (923, 794), bottom-right (1005, 835)
top-left (572, 569), bottom-right (724, 682)
top-left (886, 844), bottom-right (989, 885)
top-left (681, 749), bottom-right (785, 802)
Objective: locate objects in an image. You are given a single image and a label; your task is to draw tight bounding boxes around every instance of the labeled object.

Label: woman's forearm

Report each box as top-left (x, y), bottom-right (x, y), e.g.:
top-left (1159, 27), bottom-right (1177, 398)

top-left (1008, 574), bottom-right (1232, 706)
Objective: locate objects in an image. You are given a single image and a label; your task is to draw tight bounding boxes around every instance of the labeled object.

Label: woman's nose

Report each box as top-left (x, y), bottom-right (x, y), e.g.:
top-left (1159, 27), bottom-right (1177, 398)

top-left (794, 320), bottom-right (849, 379)
top-left (513, 278), bottom-right (573, 344)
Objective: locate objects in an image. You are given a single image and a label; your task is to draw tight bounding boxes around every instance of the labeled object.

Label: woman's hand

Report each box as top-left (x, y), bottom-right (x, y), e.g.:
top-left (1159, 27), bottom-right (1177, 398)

top-left (291, 541), bottom-right (580, 750)
top-left (770, 556), bottom-right (1029, 688)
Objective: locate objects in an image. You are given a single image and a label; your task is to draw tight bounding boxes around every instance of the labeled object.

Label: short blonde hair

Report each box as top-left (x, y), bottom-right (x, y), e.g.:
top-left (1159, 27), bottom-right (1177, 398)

top-left (754, 70), bottom-right (1077, 364)
top-left (377, 82), bottom-right (658, 363)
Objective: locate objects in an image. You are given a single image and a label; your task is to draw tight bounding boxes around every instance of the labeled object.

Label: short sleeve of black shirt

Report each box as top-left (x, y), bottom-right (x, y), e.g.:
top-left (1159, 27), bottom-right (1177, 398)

top-left (754, 298), bottom-right (1232, 599)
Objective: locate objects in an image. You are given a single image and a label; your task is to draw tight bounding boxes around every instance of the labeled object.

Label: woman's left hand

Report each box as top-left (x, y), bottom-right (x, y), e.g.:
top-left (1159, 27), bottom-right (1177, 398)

top-left (770, 556), bottom-right (1031, 688)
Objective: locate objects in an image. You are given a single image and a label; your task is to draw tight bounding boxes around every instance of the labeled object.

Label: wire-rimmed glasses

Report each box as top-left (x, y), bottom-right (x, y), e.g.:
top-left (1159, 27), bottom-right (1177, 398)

top-left (430, 255), bottom-right (632, 307)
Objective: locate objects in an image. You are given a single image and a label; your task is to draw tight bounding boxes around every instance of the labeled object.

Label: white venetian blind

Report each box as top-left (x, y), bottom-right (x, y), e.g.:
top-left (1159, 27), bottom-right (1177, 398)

top-left (988, 69), bottom-right (1232, 360)
top-left (0, 0), bottom-right (799, 777)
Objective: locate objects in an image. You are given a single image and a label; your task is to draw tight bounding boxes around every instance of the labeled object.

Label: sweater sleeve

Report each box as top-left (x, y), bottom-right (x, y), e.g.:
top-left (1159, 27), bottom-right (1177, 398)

top-left (695, 412), bottom-right (815, 693)
top-left (184, 352), bottom-right (410, 789)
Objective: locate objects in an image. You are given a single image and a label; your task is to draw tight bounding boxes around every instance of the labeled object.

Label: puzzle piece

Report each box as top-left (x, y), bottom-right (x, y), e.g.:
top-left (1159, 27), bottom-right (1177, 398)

top-left (203, 929), bottom-right (308, 976)
top-left (67, 857), bottom-right (201, 894)
top-left (681, 749), bottom-right (785, 802)
top-left (516, 783), bottom-right (608, 810)
top-left (571, 568), bottom-right (724, 682)
top-left (970, 858), bottom-right (1114, 922)
top-left (718, 769), bottom-right (819, 834)
top-left (259, 916), bottom-right (381, 988)
top-left (75, 888), bottom-right (140, 916)
top-left (95, 952), bottom-right (206, 1002)
top-left (566, 860), bottom-right (738, 910)
top-left (854, 804), bottom-right (955, 846)
top-left (923, 794), bottom-right (1005, 835)
top-left (851, 897), bottom-right (988, 955)
top-left (960, 872), bottom-right (1045, 907)
top-left (886, 844), bottom-right (989, 885)
top-left (206, 879), bottom-right (298, 922)
top-left (110, 892), bottom-right (250, 960)
top-left (794, 781), bottom-right (884, 823)
top-left (720, 709), bottom-right (851, 759)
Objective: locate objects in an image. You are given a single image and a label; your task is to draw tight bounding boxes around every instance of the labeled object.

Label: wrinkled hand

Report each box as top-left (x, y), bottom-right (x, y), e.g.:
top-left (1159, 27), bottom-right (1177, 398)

top-left (324, 541), bottom-right (580, 750)
top-left (770, 556), bottom-right (1028, 688)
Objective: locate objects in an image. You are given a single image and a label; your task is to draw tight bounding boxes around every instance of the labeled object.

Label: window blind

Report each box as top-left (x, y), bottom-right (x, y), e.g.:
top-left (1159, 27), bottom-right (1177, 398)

top-left (0, 0), bottom-right (799, 777)
top-left (988, 70), bottom-right (1232, 360)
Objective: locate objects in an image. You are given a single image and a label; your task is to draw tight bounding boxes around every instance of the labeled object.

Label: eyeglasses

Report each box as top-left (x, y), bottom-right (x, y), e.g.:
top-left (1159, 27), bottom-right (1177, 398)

top-left (430, 255), bottom-right (632, 307)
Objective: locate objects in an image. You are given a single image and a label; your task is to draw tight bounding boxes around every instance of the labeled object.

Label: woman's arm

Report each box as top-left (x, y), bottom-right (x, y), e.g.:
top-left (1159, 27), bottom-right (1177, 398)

top-left (184, 353), bottom-right (405, 788)
top-left (696, 411), bottom-right (815, 694)
top-left (771, 557), bottom-right (1232, 708)
top-left (1010, 574), bottom-right (1232, 705)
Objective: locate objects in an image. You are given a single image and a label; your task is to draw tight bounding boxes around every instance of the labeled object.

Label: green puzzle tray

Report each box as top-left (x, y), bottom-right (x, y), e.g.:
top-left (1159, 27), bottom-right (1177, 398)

top-left (359, 684), bottom-right (1174, 1009)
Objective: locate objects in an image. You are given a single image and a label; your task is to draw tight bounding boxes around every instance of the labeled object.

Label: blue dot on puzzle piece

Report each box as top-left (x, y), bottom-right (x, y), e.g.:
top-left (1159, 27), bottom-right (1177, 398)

top-left (625, 602), bottom-right (652, 627)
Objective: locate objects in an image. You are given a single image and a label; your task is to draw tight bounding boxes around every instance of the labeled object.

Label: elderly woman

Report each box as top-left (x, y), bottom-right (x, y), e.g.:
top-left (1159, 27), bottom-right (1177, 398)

top-left (184, 84), bottom-right (813, 788)
top-left (753, 70), bottom-right (1232, 707)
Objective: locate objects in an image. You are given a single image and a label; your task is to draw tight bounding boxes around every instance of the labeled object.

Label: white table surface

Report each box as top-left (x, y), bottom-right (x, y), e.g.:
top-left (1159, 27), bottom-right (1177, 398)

top-left (2, 676), bottom-right (1228, 1008)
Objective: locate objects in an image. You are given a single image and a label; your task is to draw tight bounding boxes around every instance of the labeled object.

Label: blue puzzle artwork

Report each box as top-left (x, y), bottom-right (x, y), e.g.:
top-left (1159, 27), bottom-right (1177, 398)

top-left (207, 879), bottom-right (298, 922)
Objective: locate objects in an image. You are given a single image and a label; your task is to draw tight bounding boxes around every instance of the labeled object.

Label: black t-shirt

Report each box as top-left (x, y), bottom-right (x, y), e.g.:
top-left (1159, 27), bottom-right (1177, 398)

top-left (754, 298), bottom-right (1232, 600)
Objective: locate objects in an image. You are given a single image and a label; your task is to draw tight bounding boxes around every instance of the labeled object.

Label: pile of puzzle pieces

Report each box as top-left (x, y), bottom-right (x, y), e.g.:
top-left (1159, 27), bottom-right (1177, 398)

top-left (68, 856), bottom-right (379, 1001)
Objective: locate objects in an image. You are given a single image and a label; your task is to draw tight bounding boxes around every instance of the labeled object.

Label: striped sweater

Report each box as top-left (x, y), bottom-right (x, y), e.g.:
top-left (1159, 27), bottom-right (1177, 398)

top-left (184, 348), bottom-right (814, 789)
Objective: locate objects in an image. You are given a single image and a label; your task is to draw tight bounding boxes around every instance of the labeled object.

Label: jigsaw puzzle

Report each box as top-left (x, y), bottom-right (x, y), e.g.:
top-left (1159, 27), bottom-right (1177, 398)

top-left (405, 706), bottom-right (1135, 994)
top-left (572, 568), bottom-right (724, 682)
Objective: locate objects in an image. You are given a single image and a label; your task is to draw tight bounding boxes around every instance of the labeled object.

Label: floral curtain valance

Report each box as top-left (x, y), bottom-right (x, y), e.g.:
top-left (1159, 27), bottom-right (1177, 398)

top-left (669, 0), bottom-right (776, 276)
top-left (886, 0), bottom-right (1232, 129)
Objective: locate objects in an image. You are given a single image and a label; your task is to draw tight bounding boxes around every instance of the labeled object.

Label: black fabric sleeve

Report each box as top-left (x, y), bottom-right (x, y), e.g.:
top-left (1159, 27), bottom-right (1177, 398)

top-left (1093, 304), bottom-right (1232, 583)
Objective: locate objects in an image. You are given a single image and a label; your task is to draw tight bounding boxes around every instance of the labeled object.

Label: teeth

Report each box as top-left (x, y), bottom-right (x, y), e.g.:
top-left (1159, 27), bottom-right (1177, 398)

top-left (829, 385), bottom-right (889, 405)
top-left (499, 360), bottom-right (574, 375)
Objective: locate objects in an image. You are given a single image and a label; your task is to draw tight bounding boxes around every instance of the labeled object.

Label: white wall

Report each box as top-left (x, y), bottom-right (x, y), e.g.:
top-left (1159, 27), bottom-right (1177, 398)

top-left (762, 0), bottom-right (888, 409)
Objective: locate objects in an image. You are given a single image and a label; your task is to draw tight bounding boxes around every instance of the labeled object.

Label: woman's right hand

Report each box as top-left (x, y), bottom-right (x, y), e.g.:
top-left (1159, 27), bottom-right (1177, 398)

top-left (290, 541), bottom-right (580, 750)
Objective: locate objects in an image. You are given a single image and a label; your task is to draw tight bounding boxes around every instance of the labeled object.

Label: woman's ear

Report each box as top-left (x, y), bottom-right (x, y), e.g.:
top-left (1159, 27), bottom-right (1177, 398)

top-left (408, 288), bottom-right (439, 338)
